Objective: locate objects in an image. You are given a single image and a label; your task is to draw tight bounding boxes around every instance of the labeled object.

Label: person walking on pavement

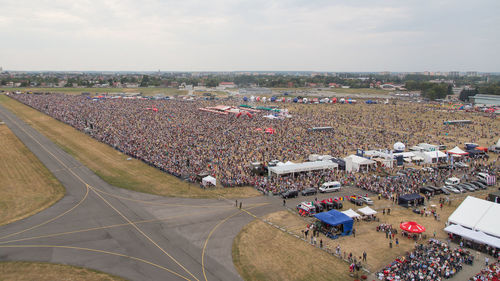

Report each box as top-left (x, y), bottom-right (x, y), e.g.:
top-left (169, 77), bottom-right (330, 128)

top-left (352, 228), bottom-right (356, 237)
top-left (283, 199), bottom-right (286, 206)
top-left (235, 199), bottom-right (238, 207)
top-left (239, 202), bottom-right (242, 209)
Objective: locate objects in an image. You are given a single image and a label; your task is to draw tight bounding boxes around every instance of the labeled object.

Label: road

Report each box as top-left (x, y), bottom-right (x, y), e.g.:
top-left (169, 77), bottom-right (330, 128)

top-left (0, 104), bottom-right (282, 281)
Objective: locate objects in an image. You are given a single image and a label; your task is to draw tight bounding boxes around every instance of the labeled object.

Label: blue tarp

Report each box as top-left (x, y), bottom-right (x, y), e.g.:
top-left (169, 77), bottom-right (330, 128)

top-left (314, 210), bottom-right (353, 236)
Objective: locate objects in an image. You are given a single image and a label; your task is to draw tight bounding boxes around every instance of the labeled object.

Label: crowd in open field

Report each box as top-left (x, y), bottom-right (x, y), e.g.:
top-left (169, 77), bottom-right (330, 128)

top-left (377, 239), bottom-right (473, 280)
top-left (10, 94), bottom-right (500, 196)
top-left (470, 262), bottom-right (500, 281)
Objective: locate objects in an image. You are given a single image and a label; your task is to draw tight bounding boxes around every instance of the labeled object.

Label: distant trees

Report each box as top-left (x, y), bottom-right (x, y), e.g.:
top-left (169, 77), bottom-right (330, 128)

top-left (405, 81), bottom-right (450, 100)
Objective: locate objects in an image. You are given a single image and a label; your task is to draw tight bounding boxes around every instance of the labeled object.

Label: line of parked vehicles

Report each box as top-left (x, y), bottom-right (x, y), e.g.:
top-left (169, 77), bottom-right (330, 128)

top-left (421, 173), bottom-right (492, 196)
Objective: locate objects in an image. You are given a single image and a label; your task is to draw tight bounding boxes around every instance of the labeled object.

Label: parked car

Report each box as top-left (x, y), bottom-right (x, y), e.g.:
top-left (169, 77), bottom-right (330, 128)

top-left (440, 187), bottom-right (450, 195)
top-left (443, 185), bottom-right (460, 194)
top-left (420, 186), bottom-right (435, 195)
top-left (319, 181), bottom-right (341, 193)
top-left (459, 183), bottom-right (475, 192)
top-left (455, 162), bottom-right (469, 168)
top-left (455, 185), bottom-right (467, 193)
top-left (281, 189), bottom-right (299, 199)
top-left (349, 196), bottom-right (363, 206)
top-left (445, 177), bottom-right (460, 186)
top-left (360, 197), bottom-right (374, 205)
top-left (470, 181), bottom-right (487, 189)
top-left (301, 187), bottom-right (317, 196)
top-left (462, 183), bottom-right (478, 191)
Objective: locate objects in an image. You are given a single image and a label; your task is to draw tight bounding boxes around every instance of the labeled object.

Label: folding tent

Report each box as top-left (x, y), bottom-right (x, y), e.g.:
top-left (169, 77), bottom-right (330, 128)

top-left (398, 193), bottom-right (424, 207)
top-left (314, 210), bottom-right (353, 236)
top-left (358, 206), bottom-right (377, 216)
top-left (342, 209), bottom-right (361, 219)
top-left (202, 176), bottom-right (216, 186)
top-left (447, 146), bottom-right (468, 156)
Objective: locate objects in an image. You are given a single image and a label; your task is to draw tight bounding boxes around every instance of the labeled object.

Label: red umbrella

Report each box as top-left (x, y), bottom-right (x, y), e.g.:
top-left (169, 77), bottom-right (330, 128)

top-left (400, 221), bottom-right (426, 233)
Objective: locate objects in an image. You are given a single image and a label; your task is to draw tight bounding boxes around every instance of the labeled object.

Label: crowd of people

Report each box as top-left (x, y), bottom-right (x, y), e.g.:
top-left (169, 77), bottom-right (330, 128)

top-left (377, 239), bottom-right (473, 280)
top-left (10, 93), bottom-right (499, 195)
top-left (470, 262), bottom-right (500, 281)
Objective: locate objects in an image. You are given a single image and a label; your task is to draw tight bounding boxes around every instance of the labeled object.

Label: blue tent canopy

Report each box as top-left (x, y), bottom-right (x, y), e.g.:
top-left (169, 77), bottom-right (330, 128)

top-left (314, 210), bottom-right (353, 236)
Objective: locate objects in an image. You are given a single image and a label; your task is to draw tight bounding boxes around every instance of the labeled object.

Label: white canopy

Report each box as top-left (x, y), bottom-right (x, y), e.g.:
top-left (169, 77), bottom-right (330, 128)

top-left (268, 161), bottom-right (338, 176)
top-left (344, 155), bottom-right (376, 172)
top-left (444, 224), bottom-right (500, 248)
top-left (342, 209), bottom-right (361, 218)
top-left (393, 152), bottom-right (416, 158)
top-left (448, 196), bottom-right (500, 238)
top-left (202, 175), bottom-right (216, 186)
top-left (447, 146), bottom-right (468, 155)
top-left (358, 206), bottom-right (377, 216)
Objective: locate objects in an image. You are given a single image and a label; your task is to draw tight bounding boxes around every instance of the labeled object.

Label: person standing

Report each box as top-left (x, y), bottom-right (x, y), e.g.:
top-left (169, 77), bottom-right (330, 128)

top-left (239, 202), bottom-right (242, 209)
top-left (352, 228), bottom-right (356, 238)
top-left (389, 239), bottom-right (393, 248)
top-left (283, 199), bottom-right (286, 206)
top-left (485, 256), bottom-right (489, 266)
top-left (362, 251), bottom-right (367, 262)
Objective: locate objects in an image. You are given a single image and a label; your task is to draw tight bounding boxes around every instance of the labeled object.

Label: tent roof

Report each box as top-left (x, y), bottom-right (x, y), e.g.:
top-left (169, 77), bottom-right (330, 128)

top-left (314, 209), bottom-right (353, 226)
top-left (344, 155), bottom-right (376, 165)
top-left (358, 206), bottom-right (377, 215)
top-left (448, 196), bottom-right (500, 237)
top-left (444, 224), bottom-right (500, 248)
top-left (423, 151), bottom-right (447, 158)
top-left (448, 146), bottom-right (468, 155)
top-left (399, 193), bottom-right (423, 201)
top-left (269, 161), bottom-right (338, 175)
top-left (342, 209), bottom-right (361, 218)
top-left (393, 152), bottom-right (416, 158)
top-left (474, 203), bottom-right (500, 237)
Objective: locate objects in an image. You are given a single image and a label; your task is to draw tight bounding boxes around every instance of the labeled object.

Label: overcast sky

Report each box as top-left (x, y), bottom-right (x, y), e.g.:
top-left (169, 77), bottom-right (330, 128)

top-left (1, 0), bottom-right (499, 72)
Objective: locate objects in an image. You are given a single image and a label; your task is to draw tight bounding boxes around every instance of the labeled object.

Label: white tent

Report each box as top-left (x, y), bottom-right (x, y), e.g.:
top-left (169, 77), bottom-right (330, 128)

top-left (358, 206), bottom-right (377, 216)
top-left (344, 155), bottom-right (376, 172)
top-left (268, 161), bottom-right (338, 176)
top-left (447, 196), bottom-right (500, 238)
top-left (447, 146), bottom-right (468, 156)
top-left (418, 151), bottom-right (447, 164)
top-left (202, 175), bottom-right (216, 186)
top-left (444, 224), bottom-right (500, 249)
top-left (342, 209), bottom-right (361, 219)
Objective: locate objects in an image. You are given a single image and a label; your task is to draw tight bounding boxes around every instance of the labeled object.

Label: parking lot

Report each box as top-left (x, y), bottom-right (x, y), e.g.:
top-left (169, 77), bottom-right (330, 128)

top-left (281, 185), bottom-right (378, 210)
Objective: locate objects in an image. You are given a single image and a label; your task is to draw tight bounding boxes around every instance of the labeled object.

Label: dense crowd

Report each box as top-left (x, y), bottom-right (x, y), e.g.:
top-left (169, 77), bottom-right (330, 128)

top-left (377, 239), bottom-right (472, 280)
top-left (470, 262), bottom-right (500, 281)
top-left (10, 93), bottom-right (500, 194)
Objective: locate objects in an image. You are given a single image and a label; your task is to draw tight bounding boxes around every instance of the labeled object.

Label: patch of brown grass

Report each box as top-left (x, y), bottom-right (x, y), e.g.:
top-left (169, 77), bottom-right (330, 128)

top-left (233, 216), bottom-right (353, 281)
top-left (0, 261), bottom-right (127, 281)
top-left (0, 95), bottom-right (260, 199)
top-left (0, 125), bottom-right (65, 226)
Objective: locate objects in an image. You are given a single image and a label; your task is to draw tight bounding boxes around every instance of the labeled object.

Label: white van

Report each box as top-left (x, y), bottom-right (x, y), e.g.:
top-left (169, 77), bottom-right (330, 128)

top-left (319, 181), bottom-right (341, 193)
top-left (445, 177), bottom-right (460, 186)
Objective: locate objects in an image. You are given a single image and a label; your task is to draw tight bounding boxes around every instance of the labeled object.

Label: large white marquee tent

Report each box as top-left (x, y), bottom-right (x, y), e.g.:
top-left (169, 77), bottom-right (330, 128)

top-left (446, 196), bottom-right (500, 248)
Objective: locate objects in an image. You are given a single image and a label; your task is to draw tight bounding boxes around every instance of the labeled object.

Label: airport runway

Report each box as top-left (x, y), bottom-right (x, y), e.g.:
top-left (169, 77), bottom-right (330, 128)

top-left (0, 104), bottom-right (282, 281)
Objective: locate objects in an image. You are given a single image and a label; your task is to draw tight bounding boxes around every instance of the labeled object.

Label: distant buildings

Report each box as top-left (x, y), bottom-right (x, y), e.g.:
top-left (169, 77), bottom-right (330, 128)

top-left (217, 82), bottom-right (236, 90)
top-left (470, 94), bottom-right (500, 106)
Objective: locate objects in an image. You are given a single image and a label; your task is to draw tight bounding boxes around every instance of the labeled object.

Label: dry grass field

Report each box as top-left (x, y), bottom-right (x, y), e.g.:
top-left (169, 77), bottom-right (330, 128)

top-left (0, 95), bottom-right (260, 199)
top-left (233, 219), bottom-right (353, 281)
top-left (0, 124), bottom-right (64, 226)
top-left (0, 261), bottom-right (127, 281)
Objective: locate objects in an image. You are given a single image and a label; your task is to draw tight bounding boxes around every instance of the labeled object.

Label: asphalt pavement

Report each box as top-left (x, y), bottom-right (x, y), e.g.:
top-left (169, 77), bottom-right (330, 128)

top-left (0, 104), bottom-right (282, 281)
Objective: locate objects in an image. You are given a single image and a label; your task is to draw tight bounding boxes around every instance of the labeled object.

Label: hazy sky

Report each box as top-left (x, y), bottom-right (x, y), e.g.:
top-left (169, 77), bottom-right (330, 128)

top-left (1, 0), bottom-right (499, 72)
